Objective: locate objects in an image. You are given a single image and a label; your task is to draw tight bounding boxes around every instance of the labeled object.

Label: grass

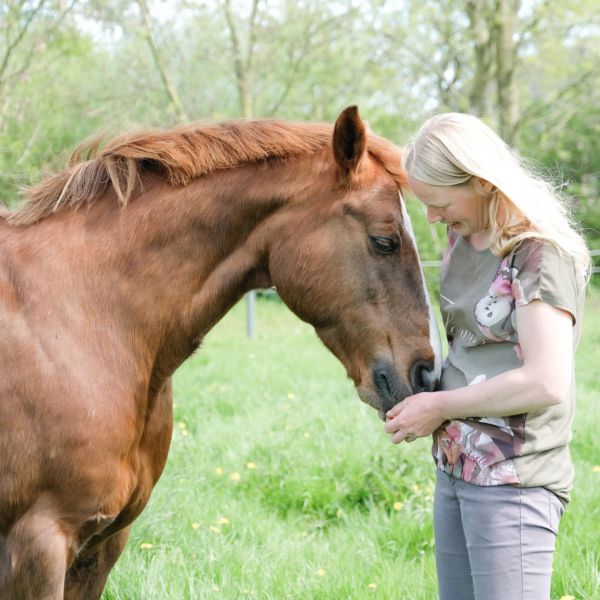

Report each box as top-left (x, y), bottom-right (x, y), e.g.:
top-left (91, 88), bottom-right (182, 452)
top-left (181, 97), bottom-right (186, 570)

top-left (102, 291), bottom-right (600, 600)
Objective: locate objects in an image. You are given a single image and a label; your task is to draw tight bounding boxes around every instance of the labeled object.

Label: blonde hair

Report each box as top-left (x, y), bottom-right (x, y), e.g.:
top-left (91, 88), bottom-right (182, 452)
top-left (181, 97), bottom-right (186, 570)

top-left (405, 113), bottom-right (591, 285)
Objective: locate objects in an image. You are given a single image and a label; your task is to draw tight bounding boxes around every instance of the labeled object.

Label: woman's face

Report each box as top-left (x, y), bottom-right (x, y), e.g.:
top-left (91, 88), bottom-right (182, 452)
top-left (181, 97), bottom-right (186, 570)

top-left (408, 175), bottom-right (491, 238)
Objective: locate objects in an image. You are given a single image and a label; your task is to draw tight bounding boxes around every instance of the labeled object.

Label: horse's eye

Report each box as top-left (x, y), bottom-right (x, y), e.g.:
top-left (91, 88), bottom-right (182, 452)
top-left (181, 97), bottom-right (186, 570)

top-left (369, 235), bottom-right (399, 255)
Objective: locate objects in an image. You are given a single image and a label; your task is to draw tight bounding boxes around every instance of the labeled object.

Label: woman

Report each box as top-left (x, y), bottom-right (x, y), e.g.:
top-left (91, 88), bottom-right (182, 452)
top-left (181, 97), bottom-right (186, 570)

top-left (384, 113), bottom-right (590, 600)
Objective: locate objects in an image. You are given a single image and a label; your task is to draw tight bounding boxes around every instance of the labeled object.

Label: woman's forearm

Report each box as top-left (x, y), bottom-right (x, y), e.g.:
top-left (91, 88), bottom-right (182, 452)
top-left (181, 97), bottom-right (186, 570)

top-left (434, 367), bottom-right (565, 421)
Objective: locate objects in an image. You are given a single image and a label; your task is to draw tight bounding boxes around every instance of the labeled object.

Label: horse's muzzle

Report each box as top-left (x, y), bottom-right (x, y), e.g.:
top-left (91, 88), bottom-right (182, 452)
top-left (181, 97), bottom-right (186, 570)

top-left (372, 361), bottom-right (411, 418)
top-left (372, 359), bottom-right (439, 419)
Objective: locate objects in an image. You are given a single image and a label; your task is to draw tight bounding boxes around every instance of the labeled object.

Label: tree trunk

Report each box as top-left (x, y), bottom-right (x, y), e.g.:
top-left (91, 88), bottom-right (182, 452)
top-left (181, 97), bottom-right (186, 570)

top-left (222, 0), bottom-right (259, 118)
top-left (466, 0), bottom-right (495, 120)
top-left (495, 0), bottom-right (520, 143)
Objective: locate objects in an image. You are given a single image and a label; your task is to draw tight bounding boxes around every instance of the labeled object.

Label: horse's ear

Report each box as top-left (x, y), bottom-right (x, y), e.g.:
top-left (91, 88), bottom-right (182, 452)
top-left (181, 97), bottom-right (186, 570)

top-left (332, 106), bottom-right (367, 180)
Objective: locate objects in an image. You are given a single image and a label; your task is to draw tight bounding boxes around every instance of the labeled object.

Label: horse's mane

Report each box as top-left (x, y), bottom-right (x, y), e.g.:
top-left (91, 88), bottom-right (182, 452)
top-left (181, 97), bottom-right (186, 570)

top-left (8, 119), bottom-right (406, 226)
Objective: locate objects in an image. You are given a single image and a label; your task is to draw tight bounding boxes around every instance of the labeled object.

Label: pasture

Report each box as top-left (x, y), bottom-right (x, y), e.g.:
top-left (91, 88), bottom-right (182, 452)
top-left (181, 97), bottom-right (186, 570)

top-left (103, 291), bottom-right (600, 600)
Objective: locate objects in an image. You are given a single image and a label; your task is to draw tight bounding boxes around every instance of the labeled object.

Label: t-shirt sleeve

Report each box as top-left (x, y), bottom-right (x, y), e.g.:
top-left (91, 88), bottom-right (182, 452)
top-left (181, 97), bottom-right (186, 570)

top-left (510, 240), bottom-right (579, 324)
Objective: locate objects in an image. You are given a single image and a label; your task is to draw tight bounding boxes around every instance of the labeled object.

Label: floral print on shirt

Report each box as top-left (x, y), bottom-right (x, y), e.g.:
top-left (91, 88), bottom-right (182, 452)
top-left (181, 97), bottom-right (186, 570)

top-left (473, 256), bottom-right (519, 342)
top-left (434, 414), bottom-right (526, 485)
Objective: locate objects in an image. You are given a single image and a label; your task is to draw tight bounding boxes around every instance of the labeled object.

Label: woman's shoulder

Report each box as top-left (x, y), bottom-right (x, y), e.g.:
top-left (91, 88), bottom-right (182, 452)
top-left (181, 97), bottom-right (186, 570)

top-left (510, 237), bottom-right (581, 321)
top-left (511, 237), bottom-right (575, 275)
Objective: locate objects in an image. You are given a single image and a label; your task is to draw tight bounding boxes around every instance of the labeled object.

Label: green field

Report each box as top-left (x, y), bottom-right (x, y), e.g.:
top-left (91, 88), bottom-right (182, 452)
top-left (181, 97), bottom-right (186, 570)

top-left (103, 291), bottom-right (600, 600)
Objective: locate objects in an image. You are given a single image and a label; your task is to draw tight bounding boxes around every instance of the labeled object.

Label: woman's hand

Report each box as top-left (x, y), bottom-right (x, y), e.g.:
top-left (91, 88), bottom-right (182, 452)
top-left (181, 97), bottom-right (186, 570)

top-left (384, 392), bottom-right (446, 444)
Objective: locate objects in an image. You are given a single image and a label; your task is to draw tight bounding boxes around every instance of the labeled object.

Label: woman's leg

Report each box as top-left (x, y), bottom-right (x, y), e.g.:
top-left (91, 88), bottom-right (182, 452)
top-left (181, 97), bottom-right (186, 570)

top-left (455, 480), bottom-right (563, 600)
top-left (433, 470), bottom-right (476, 600)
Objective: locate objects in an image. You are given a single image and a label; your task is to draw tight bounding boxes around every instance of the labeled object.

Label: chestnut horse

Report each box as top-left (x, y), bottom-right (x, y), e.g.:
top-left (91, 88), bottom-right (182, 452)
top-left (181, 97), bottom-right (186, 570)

top-left (0, 106), bottom-right (440, 599)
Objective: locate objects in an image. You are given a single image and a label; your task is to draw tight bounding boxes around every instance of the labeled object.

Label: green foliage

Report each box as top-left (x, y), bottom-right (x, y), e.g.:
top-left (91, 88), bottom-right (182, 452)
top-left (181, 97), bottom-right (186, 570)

top-left (1, 0), bottom-right (598, 261)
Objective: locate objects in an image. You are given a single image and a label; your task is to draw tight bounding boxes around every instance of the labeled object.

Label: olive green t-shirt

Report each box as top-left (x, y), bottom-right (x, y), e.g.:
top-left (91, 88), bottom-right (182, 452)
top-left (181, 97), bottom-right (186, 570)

top-left (433, 231), bottom-right (584, 503)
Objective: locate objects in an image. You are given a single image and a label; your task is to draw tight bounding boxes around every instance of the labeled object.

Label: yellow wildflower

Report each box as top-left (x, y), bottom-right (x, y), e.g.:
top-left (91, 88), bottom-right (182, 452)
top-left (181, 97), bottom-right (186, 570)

top-left (246, 462), bottom-right (256, 469)
top-left (230, 472), bottom-right (241, 482)
top-left (139, 543), bottom-right (153, 549)
top-left (315, 568), bottom-right (326, 577)
top-left (368, 583), bottom-right (377, 590)
top-left (393, 502), bottom-right (403, 511)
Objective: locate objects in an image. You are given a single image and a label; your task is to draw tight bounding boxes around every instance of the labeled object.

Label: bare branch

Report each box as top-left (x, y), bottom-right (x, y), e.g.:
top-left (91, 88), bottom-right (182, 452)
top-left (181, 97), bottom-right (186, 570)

top-left (136, 0), bottom-right (189, 122)
top-left (0, 0), bottom-right (48, 86)
top-left (1, 0), bottom-right (78, 89)
top-left (516, 69), bottom-right (597, 130)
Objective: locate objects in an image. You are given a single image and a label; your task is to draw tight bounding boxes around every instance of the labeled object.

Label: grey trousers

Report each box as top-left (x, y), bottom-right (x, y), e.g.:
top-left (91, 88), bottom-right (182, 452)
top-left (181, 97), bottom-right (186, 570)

top-left (433, 470), bottom-right (564, 600)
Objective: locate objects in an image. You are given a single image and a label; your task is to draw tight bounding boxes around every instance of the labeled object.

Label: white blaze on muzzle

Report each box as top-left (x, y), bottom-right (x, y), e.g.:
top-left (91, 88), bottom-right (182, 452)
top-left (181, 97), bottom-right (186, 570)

top-left (399, 191), bottom-right (443, 381)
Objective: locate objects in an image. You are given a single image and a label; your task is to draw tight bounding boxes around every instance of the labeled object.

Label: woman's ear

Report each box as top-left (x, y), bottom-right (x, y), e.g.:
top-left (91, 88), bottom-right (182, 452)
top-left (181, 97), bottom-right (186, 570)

top-left (475, 177), bottom-right (496, 194)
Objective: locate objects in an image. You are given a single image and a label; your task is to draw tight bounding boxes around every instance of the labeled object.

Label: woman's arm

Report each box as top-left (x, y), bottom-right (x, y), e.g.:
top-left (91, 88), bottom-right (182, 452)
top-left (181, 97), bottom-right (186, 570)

top-left (384, 300), bottom-right (574, 444)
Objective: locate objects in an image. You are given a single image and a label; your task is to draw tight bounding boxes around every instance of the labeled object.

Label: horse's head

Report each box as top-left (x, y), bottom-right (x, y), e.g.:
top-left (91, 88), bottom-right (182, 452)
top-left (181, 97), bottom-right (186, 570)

top-left (269, 106), bottom-right (441, 418)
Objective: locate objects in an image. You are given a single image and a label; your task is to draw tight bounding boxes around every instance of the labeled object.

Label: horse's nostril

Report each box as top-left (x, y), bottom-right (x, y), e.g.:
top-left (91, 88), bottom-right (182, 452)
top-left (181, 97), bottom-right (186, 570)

top-left (411, 361), bottom-right (438, 393)
top-left (373, 367), bottom-right (393, 400)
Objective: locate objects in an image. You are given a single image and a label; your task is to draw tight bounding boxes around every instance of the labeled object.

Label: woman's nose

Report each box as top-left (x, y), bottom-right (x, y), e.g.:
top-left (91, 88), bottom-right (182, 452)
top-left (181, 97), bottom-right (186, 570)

top-left (427, 207), bottom-right (442, 224)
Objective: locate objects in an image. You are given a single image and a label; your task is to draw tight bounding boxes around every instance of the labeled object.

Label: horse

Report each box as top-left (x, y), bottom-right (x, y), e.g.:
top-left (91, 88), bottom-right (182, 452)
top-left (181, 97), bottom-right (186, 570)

top-left (0, 106), bottom-right (440, 599)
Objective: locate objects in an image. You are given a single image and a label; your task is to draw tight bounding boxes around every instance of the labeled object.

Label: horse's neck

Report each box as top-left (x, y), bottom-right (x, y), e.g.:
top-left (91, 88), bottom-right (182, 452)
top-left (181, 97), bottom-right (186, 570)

top-left (91, 161), bottom-right (312, 372)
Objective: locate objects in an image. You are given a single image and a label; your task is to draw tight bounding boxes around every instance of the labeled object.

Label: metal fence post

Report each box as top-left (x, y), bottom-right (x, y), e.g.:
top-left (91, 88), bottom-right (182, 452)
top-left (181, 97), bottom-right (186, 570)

top-left (246, 290), bottom-right (256, 338)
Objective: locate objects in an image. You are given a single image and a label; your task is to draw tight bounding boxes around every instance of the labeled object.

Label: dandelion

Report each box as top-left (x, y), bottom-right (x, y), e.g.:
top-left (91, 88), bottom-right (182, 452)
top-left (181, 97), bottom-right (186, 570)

top-left (210, 526), bottom-right (221, 534)
top-left (559, 596), bottom-right (575, 600)
top-left (287, 393), bottom-right (295, 400)
top-left (393, 502), bottom-right (403, 511)
top-left (303, 432), bottom-right (310, 438)
top-left (215, 467), bottom-right (223, 475)
top-left (315, 568), bottom-right (326, 577)
top-left (215, 517), bottom-right (229, 525)
top-left (212, 585), bottom-right (220, 592)
top-left (246, 462), bottom-right (256, 470)
top-left (592, 466), bottom-right (600, 473)
top-left (412, 484), bottom-right (421, 493)
top-left (368, 583), bottom-right (377, 590)
top-left (191, 522), bottom-right (200, 530)
top-left (178, 421), bottom-right (187, 430)
top-left (230, 472), bottom-right (241, 482)
top-left (139, 543), bottom-right (153, 549)
top-left (181, 429), bottom-right (189, 437)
